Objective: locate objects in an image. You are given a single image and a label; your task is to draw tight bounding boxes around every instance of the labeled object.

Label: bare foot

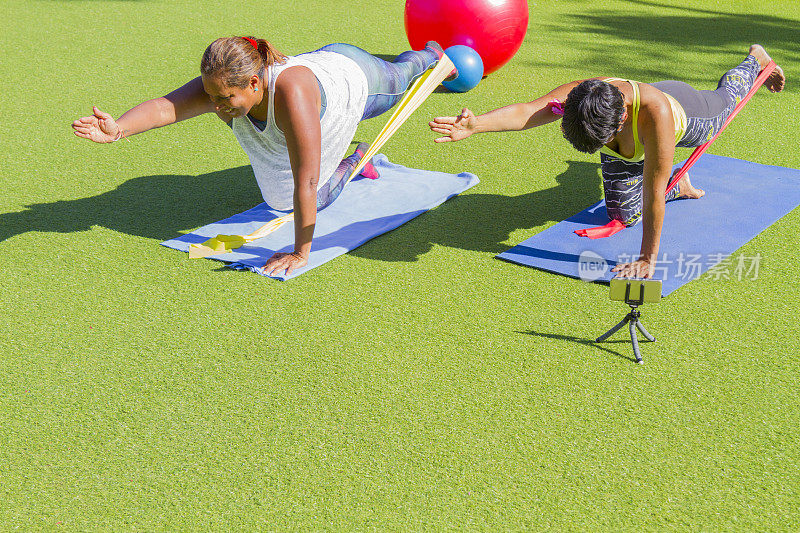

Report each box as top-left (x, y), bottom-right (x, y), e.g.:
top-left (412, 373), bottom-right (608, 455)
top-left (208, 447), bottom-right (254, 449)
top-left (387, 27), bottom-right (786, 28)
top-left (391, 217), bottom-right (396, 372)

top-left (678, 172), bottom-right (705, 199)
top-left (749, 44), bottom-right (785, 92)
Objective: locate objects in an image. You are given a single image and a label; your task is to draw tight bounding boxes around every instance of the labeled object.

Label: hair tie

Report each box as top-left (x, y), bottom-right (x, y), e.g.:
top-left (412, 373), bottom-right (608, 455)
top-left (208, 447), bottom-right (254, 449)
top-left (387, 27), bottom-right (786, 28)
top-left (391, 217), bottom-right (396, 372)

top-left (243, 37), bottom-right (258, 49)
top-left (548, 99), bottom-right (565, 116)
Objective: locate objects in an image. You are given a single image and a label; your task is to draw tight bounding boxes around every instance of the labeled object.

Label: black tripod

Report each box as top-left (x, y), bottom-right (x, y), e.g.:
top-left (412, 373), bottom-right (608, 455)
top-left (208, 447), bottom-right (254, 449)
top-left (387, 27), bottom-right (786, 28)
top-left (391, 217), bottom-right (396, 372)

top-left (596, 282), bottom-right (655, 364)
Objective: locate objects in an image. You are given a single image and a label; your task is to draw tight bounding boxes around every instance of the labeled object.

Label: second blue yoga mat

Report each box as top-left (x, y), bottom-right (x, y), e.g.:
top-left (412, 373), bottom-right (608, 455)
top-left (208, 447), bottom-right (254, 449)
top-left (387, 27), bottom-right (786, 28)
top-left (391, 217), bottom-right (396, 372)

top-left (497, 155), bottom-right (800, 296)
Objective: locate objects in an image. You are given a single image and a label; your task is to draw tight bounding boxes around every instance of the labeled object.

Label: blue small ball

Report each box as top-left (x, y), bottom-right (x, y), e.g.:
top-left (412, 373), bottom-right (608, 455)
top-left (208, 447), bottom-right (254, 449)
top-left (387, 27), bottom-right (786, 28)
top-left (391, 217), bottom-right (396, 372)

top-left (442, 45), bottom-right (484, 93)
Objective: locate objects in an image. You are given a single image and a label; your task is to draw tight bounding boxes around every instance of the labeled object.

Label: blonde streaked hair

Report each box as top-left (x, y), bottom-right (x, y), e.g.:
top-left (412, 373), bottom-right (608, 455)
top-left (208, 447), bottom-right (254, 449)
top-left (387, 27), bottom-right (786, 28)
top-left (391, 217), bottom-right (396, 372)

top-left (200, 36), bottom-right (287, 88)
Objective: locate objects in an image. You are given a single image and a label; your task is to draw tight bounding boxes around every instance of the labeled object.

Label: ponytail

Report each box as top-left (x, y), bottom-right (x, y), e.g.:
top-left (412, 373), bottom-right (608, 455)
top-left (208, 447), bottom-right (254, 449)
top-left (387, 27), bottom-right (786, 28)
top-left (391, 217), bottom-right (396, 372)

top-left (200, 36), bottom-right (287, 88)
top-left (253, 37), bottom-right (286, 67)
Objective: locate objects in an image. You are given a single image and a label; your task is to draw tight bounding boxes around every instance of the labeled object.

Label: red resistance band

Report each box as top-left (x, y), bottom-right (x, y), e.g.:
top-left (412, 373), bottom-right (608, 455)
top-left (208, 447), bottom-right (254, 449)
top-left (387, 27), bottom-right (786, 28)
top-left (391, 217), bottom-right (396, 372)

top-left (575, 61), bottom-right (777, 239)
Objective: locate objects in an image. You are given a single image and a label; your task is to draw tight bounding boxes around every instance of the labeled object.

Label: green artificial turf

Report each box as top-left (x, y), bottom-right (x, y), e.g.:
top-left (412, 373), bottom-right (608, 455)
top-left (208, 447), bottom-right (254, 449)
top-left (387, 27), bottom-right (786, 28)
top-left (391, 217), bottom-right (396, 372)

top-left (1, 0), bottom-right (799, 529)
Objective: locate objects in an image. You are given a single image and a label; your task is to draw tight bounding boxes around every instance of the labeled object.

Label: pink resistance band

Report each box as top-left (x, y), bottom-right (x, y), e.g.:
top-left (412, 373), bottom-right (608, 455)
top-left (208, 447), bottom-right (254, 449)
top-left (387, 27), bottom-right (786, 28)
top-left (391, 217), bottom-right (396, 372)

top-left (574, 61), bottom-right (777, 239)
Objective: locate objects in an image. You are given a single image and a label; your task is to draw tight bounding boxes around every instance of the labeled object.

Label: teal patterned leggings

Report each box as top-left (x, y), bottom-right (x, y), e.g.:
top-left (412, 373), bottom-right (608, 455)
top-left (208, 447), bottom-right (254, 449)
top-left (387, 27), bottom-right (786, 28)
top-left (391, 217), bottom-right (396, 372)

top-left (315, 43), bottom-right (441, 209)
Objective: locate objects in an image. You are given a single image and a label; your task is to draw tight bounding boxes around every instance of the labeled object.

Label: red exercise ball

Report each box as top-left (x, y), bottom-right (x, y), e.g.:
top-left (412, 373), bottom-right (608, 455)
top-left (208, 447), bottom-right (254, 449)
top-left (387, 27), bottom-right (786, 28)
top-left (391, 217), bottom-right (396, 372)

top-left (404, 0), bottom-right (529, 75)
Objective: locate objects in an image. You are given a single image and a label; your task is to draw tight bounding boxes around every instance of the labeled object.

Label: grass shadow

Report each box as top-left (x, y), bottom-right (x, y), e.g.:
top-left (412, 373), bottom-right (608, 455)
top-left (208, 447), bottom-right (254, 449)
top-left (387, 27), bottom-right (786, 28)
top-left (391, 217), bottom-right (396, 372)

top-left (0, 160), bottom-right (598, 263)
top-left (530, 4), bottom-right (799, 89)
top-left (348, 160), bottom-right (601, 261)
top-left (0, 166), bottom-right (261, 244)
top-left (518, 330), bottom-right (638, 363)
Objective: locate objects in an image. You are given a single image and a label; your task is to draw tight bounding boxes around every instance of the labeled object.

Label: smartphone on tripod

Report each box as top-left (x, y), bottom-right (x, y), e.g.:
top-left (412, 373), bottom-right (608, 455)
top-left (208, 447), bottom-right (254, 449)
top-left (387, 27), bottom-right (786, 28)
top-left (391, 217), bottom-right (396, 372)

top-left (609, 278), bottom-right (662, 305)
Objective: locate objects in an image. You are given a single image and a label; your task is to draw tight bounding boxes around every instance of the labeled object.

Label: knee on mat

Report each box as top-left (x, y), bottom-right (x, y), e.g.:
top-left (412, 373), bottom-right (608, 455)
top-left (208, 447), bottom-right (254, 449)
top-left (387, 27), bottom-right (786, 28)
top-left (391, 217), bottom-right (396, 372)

top-left (608, 211), bottom-right (641, 228)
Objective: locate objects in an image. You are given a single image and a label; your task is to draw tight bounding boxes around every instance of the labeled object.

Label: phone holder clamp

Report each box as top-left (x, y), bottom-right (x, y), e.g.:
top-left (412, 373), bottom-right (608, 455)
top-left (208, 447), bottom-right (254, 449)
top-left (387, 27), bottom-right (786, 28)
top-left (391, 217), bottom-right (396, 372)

top-left (596, 281), bottom-right (656, 364)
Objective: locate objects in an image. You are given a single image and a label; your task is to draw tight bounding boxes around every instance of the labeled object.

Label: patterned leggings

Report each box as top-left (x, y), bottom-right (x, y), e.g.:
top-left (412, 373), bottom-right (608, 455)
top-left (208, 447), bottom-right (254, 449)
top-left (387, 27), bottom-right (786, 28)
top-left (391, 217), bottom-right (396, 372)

top-left (314, 43), bottom-right (441, 209)
top-left (601, 55), bottom-right (760, 226)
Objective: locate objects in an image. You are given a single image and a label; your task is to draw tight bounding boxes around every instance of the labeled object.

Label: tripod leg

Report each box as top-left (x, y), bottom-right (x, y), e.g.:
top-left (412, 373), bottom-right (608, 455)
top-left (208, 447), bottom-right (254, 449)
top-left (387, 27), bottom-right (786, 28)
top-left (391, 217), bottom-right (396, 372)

top-left (596, 316), bottom-right (629, 342)
top-left (629, 320), bottom-right (643, 364)
top-left (634, 319), bottom-right (656, 342)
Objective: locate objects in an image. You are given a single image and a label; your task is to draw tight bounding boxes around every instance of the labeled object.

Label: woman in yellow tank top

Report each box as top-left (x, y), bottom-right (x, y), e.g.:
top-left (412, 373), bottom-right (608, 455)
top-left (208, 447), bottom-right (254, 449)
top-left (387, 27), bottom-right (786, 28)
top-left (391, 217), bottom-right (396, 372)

top-left (430, 45), bottom-right (784, 278)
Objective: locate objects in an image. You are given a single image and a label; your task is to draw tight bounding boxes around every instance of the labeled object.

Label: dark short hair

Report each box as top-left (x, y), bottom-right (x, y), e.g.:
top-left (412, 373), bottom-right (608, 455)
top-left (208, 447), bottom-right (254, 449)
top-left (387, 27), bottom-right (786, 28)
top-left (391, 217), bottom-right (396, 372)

top-left (561, 80), bottom-right (625, 154)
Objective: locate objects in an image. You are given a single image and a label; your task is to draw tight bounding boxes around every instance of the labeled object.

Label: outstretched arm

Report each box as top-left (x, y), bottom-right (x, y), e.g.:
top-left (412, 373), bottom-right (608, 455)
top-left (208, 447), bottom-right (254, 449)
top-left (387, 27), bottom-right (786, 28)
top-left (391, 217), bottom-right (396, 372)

top-left (612, 96), bottom-right (676, 279)
top-left (429, 80), bottom-right (587, 142)
top-left (72, 76), bottom-right (217, 143)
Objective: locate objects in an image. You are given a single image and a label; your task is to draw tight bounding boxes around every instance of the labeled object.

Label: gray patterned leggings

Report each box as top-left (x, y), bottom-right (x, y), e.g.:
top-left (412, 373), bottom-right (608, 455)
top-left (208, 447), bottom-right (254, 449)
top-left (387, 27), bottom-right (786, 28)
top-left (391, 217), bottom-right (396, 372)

top-left (601, 55), bottom-right (760, 226)
top-left (314, 43), bottom-right (441, 210)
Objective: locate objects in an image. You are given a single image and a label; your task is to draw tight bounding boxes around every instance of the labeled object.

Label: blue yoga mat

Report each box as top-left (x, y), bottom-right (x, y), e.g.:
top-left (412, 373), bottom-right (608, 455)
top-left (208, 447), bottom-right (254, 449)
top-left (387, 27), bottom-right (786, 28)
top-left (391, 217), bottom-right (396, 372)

top-left (161, 154), bottom-right (479, 280)
top-left (497, 155), bottom-right (800, 296)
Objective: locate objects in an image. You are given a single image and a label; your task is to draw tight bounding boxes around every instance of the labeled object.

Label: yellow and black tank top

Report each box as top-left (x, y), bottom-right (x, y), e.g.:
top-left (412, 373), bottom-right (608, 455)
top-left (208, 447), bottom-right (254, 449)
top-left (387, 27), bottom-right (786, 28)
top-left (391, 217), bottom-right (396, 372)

top-left (599, 78), bottom-right (688, 162)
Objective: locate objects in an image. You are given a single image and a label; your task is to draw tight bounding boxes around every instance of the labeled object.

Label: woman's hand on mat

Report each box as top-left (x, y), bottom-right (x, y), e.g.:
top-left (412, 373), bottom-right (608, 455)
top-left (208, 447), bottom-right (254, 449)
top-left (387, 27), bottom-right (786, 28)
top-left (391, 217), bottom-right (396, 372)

top-left (429, 108), bottom-right (477, 142)
top-left (612, 258), bottom-right (655, 279)
top-left (72, 107), bottom-right (122, 143)
top-left (264, 251), bottom-right (308, 276)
